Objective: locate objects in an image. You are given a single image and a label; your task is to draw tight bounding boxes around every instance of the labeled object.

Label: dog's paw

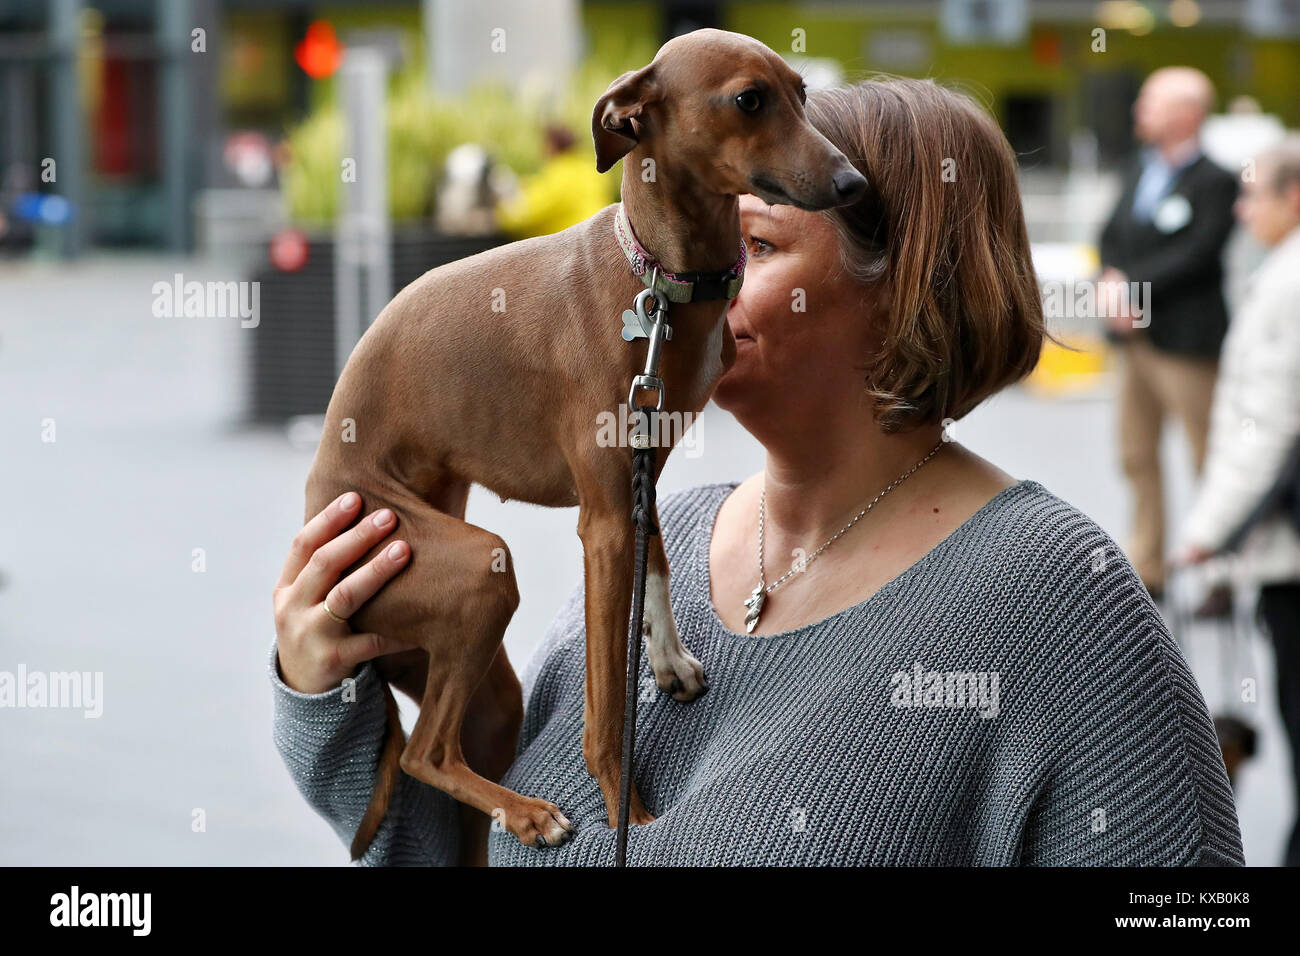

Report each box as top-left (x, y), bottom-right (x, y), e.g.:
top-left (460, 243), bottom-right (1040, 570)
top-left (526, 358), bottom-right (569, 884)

top-left (641, 573), bottom-right (709, 701)
top-left (643, 619), bottom-right (709, 701)
top-left (504, 798), bottom-right (575, 849)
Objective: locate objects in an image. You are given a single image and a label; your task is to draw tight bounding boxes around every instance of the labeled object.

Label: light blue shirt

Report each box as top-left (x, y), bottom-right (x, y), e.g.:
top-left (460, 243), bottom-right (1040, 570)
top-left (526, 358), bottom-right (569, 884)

top-left (1132, 145), bottom-right (1201, 222)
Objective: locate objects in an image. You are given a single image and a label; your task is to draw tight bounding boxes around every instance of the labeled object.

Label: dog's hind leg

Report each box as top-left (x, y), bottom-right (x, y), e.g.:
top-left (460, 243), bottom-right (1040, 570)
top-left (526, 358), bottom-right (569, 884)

top-left (372, 477), bottom-right (471, 704)
top-left (455, 644), bottom-right (524, 865)
top-left (397, 526), bottom-right (574, 851)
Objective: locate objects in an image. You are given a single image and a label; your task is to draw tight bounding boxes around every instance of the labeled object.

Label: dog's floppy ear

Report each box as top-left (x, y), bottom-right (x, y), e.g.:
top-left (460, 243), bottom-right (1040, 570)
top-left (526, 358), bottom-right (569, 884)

top-left (591, 64), bottom-right (658, 174)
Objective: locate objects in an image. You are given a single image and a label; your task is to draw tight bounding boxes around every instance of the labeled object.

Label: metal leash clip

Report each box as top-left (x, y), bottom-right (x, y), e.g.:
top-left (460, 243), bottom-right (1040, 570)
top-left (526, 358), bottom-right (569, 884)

top-left (621, 287), bottom-right (674, 343)
top-left (627, 270), bottom-right (671, 435)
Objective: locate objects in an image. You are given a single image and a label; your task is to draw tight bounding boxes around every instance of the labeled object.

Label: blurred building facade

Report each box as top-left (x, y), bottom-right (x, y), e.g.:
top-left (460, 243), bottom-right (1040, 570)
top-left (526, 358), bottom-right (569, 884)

top-left (1, 0), bottom-right (1298, 256)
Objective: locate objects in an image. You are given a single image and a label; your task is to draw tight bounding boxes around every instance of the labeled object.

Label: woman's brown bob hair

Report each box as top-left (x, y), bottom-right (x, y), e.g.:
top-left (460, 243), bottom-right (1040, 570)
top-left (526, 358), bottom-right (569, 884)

top-left (805, 77), bottom-right (1045, 432)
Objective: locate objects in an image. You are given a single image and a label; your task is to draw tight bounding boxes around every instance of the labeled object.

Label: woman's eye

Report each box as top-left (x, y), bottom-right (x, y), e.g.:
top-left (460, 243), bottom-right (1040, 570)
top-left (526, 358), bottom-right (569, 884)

top-left (735, 90), bottom-right (761, 113)
top-left (746, 235), bottom-right (772, 256)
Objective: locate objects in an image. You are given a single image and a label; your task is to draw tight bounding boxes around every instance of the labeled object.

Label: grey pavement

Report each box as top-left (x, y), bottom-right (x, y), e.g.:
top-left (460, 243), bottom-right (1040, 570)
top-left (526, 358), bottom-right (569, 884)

top-left (0, 254), bottom-right (1289, 865)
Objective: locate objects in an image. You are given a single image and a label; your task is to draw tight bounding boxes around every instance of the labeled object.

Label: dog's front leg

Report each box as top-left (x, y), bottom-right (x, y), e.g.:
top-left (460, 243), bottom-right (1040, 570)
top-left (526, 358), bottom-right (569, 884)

top-left (576, 502), bottom-right (655, 829)
top-left (644, 530), bottom-right (709, 701)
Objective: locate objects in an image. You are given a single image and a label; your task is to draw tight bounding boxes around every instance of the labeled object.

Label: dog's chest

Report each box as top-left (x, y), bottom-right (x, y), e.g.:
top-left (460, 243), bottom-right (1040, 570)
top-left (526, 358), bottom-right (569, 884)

top-left (663, 309), bottom-right (729, 412)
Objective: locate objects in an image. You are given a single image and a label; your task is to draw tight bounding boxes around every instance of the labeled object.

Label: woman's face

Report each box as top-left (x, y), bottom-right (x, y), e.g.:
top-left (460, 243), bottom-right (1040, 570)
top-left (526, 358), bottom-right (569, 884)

top-left (1235, 160), bottom-right (1300, 247)
top-left (714, 194), bottom-right (876, 425)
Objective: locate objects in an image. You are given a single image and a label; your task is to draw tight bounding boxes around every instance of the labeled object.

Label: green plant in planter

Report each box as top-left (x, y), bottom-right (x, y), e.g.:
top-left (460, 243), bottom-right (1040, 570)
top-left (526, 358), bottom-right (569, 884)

top-left (283, 106), bottom-right (343, 227)
top-left (283, 35), bottom-right (657, 227)
top-left (283, 69), bottom-right (545, 227)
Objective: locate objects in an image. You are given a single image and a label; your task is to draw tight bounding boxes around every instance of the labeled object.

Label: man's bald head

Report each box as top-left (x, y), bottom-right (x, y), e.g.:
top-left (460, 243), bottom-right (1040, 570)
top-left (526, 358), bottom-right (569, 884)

top-left (1134, 66), bottom-right (1216, 149)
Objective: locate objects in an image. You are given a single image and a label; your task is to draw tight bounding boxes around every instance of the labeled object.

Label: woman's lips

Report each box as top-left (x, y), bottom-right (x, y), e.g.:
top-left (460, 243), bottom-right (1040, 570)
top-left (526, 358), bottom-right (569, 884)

top-left (728, 319), bottom-right (755, 346)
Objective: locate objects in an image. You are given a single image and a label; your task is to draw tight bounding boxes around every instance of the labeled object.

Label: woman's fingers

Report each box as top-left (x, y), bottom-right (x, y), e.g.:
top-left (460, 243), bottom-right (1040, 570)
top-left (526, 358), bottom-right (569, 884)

top-left (273, 496), bottom-right (414, 694)
top-left (321, 539), bottom-right (411, 621)
top-left (334, 632), bottom-right (409, 670)
top-left (296, 507), bottom-right (400, 604)
top-left (277, 492), bottom-right (363, 589)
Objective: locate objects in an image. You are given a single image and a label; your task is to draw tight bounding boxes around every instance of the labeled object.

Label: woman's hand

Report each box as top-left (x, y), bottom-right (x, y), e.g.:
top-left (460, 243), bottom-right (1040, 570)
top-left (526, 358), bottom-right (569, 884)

top-left (273, 492), bottom-right (411, 694)
top-left (1099, 267), bottom-right (1137, 335)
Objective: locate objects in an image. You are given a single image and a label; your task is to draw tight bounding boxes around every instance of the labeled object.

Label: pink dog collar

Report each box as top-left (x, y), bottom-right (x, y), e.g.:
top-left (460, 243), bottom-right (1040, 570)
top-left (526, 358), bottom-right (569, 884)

top-left (614, 202), bottom-right (745, 304)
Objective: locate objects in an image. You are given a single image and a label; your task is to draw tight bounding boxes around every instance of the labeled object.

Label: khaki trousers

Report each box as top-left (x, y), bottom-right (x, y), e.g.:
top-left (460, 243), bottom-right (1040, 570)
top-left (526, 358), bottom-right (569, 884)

top-left (1116, 335), bottom-right (1219, 591)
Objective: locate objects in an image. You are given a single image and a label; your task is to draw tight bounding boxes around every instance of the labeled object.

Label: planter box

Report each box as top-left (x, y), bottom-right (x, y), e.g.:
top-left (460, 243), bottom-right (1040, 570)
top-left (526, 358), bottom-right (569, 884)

top-left (249, 228), bottom-right (505, 423)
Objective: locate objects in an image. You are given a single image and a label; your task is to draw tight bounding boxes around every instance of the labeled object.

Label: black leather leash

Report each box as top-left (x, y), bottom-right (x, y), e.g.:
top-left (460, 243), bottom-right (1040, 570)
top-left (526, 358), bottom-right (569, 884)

top-left (616, 410), bottom-right (659, 867)
top-left (616, 278), bottom-right (669, 867)
top-left (612, 247), bottom-right (741, 865)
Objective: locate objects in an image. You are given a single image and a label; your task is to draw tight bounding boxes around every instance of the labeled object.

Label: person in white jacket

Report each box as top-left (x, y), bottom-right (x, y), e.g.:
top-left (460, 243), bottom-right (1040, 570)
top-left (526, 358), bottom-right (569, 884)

top-left (1178, 134), bottom-right (1300, 867)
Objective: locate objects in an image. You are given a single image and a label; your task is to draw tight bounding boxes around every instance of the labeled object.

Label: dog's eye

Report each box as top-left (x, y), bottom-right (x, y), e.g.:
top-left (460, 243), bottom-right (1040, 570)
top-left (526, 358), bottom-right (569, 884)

top-left (735, 90), bottom-right (761, 113)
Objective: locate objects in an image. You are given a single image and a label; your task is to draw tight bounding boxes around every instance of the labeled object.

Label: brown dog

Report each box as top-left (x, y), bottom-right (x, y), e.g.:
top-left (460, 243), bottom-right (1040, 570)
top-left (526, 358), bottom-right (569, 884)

top-left (304, 27), bottom-right (867, 863)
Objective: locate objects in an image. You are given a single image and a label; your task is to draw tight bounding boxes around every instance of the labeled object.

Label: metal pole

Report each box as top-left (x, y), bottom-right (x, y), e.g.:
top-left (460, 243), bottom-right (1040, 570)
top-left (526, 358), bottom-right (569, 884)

top-left (1, 62), bottom-right (36, 186)
top-left (421, 0), bottom-right (437, 95)
top-left (157, 0), bottom-right (192, 252)
top-left (50, 0), bottom-right (84, 258)
top-left (334, 47), bottom-right (390, 378)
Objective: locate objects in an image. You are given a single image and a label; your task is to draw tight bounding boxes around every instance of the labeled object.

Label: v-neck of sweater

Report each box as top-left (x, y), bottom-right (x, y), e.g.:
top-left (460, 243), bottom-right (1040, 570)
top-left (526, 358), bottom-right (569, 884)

top-left (689, 478), bottom-right (1043, 643)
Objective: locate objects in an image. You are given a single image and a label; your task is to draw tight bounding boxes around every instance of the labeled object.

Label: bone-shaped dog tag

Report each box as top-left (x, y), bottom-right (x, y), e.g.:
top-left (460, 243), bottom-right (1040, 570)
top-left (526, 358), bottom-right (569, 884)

top-left (620, 309), bottom-right (649, 341)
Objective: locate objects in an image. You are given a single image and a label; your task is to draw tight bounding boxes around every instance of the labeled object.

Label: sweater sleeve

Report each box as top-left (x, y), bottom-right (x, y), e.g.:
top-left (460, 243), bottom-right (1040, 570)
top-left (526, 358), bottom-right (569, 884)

top-left (267, 639), bottom-right (462, 866)
top-left (1016, 597), bottom-right (1245, 866)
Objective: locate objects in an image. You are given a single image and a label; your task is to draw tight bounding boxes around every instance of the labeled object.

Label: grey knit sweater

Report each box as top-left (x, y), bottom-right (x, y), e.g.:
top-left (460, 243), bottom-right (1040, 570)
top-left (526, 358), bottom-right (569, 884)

top-left (269, 479), bottom-right (1246, 866)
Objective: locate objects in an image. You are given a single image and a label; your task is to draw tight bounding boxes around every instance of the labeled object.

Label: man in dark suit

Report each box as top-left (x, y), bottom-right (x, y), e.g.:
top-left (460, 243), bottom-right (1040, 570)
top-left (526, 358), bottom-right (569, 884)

top-left (1099, 66), bottom-right (1239, 599)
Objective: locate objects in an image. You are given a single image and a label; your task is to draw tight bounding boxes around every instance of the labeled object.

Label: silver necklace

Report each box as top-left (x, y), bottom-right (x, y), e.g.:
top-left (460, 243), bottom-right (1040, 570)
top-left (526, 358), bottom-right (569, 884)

top-left (742, 440), bottom-right (946, 633)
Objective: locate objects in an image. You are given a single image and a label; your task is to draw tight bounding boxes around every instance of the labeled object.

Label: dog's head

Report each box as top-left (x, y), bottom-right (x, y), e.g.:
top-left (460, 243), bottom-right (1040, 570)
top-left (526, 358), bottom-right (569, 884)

top-left (591, 28), bottom-right (866, 211)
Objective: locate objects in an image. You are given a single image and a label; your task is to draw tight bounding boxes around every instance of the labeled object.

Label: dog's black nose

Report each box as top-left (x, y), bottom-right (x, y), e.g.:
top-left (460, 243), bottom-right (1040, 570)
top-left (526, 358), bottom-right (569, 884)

top-left (833, 168), bottom-right (868, 203)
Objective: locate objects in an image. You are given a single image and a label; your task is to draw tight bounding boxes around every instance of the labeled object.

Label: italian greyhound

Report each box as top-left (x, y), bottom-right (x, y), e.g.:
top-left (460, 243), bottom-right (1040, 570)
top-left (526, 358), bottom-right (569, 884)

top-left (303, 27), bottom-right (867, 863)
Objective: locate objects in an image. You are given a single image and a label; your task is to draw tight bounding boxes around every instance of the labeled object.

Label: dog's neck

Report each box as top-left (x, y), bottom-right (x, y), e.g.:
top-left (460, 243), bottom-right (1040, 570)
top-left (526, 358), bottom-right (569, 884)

top-left (618, 154), bottom-right (741, 277)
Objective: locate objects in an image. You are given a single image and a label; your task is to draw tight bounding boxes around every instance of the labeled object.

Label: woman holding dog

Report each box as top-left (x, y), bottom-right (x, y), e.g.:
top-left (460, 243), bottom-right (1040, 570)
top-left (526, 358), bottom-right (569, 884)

top-left (270, 77), bottom-right (1245, 865)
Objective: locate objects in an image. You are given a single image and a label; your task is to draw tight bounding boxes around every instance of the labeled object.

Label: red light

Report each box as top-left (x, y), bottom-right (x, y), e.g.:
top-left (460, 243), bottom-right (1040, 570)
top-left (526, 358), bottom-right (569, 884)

top-left (295, 21), bottom-right (343, 80)
top-left (270, 228), bottom-right (310, 273)
top-left (1031, 31), bottom-right (1061, 68)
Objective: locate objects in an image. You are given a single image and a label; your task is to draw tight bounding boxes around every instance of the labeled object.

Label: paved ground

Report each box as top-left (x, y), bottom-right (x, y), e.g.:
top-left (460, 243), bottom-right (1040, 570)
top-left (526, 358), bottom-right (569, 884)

top-left (0, 254), bottom-right (1289, 865)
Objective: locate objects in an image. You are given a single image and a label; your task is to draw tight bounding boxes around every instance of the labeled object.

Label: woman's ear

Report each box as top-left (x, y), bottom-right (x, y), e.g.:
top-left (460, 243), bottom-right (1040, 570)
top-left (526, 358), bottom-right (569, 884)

top-left (591, 64), bottom-right (659, 174)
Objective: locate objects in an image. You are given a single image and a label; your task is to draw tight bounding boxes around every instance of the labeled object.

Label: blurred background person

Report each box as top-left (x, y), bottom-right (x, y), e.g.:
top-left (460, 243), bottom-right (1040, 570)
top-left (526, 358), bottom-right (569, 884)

top-left (433, 143), bottom-right (518, 237)
top-left (1177, 135), bottom-right (1300, 866)
top-left (494, 123), bottom-right (611, 239)
top-left (1098, 66), bottom-right (1239, 601)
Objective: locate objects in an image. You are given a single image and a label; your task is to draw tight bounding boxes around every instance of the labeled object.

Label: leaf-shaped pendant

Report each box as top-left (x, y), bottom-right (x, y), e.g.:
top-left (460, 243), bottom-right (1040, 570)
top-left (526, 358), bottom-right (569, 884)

top-left (742, 584), bottom-right (766, 634)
